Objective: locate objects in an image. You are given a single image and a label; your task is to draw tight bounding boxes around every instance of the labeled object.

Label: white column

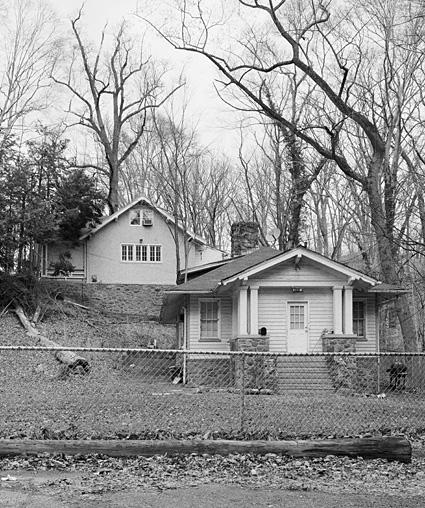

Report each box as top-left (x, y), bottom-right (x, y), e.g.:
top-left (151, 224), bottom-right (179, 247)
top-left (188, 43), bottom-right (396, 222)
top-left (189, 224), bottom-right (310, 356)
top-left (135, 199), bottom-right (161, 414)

top-left (238, 286), bottom-right (248, 336)
top-left (333, 286), bottom-right (343, 334)
top-left (249, 286), bottom-right (259, 335)
top-left (343, 285), bottom-right (354, 335)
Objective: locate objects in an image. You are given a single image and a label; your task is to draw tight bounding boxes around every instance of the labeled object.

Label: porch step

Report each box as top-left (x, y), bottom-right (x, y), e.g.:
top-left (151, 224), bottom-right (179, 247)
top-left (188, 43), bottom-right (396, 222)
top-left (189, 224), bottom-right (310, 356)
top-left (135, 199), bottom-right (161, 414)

top-left (274, 357), bottom-right (335, 393)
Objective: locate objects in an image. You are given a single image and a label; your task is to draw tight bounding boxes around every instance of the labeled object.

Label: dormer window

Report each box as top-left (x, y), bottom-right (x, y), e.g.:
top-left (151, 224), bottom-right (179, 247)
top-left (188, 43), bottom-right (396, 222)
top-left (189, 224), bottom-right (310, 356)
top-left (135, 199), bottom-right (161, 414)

top-left (130, 208), bottom-right (154, 226)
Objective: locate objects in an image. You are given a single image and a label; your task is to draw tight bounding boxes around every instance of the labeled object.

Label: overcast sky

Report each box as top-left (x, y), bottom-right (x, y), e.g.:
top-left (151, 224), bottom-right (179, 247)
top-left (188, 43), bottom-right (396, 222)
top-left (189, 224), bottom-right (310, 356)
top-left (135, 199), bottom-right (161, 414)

top-left (53, 0), bottom-right (237, 155)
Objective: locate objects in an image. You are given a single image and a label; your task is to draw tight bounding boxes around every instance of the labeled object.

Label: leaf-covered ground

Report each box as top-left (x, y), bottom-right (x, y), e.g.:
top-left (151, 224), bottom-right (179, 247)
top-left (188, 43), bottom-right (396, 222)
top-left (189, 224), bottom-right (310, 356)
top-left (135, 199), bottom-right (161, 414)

top-left (1, 452), bottom-right (425, 498)
top-left (1, 312), bottom-right (425, 442)
top-left (2, 310), bottom-right (425, 501)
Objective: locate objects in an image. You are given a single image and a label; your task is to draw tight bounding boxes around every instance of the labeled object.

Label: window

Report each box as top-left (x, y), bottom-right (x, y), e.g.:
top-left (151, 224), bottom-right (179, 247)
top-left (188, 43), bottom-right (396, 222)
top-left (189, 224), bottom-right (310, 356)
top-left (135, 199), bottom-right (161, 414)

top-left (130, 208), bottom-right (154, 226)
top-left (121, 244), bottom-right (133, 262)
top-left (121, 244), bottom-right (162, 263)
top-left (142, 210), bottom-right (153, 226)
top-left (200, 300), bottom-right (220, 341)
top-left (130, 209), bottom-right (142, 225)
top-left (150, 245), bottom-right (161, 262)
top-left (353, 300), bottom-right (366, 337)
top-left (289, 304), bottom-right (305, 330)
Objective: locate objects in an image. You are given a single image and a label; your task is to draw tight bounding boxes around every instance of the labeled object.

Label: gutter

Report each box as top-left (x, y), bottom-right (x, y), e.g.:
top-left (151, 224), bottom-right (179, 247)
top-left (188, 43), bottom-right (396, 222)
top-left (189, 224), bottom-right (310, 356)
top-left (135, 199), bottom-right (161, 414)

top-left (165, 290), bottom-right (213, 294)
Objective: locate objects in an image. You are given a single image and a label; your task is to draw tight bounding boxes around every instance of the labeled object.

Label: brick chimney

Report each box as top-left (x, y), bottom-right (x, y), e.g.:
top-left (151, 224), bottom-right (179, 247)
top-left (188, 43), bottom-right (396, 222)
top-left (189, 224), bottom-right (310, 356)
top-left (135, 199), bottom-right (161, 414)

top-left (231, 222), bottom-right (259, 257)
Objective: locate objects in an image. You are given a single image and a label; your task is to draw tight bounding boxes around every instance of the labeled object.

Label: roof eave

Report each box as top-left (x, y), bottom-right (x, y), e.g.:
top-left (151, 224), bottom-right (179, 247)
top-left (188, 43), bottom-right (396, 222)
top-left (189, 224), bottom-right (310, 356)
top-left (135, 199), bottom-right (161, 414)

top-left (165, 289), bottom-right (216, 295)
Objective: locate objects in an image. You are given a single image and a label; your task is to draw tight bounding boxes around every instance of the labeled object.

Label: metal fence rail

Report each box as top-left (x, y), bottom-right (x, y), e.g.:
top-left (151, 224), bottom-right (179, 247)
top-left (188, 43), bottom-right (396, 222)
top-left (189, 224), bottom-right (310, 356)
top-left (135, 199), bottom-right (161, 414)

top-left (1, 347), bottom-right (424, 440)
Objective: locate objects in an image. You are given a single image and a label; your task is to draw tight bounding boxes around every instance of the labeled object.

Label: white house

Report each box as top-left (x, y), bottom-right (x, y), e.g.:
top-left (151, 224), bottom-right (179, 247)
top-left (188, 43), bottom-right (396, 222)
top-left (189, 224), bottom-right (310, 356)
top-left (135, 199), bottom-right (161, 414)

top-left (41, 196), bottom-right (224, 285)
top-left (161, 245), bottom-right (408, 353)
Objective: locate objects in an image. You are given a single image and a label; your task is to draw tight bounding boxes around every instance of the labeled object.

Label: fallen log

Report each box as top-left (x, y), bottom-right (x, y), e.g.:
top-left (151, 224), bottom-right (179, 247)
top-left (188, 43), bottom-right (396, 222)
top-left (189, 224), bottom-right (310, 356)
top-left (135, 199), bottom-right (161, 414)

top-left (14, 304), bottom-right (90, 373)
top-left (0, 437), bottom-right (411, 463)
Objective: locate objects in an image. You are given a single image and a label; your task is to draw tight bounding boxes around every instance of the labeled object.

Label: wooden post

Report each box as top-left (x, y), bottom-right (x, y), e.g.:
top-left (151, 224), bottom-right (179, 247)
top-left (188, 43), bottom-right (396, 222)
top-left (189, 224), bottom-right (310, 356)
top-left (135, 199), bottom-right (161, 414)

top-left (0, 437), bottom-right (412, 463)
top-left (240, 353), bottom-right (245, 431)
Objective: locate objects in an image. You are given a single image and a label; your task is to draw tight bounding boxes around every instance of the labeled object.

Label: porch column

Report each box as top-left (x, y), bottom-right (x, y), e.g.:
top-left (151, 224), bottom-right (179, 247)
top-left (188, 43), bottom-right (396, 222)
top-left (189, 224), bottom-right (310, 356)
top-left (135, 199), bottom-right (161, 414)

top-left (249, 286), bottom-right (259, 335)
top-left (238, 286), bottom-right (248, 336)
top-left (333, 286), bottom-right (343, 334)
top-left (343, 285), bottom-right (354, 335)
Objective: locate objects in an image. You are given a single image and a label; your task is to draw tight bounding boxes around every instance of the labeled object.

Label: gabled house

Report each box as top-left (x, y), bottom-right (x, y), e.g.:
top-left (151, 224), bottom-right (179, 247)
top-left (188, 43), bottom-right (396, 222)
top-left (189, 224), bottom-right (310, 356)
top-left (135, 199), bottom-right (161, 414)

top-left (161, 245), bottom-right (408, 353)
top-left (41, 196), bottom-right (224, 285)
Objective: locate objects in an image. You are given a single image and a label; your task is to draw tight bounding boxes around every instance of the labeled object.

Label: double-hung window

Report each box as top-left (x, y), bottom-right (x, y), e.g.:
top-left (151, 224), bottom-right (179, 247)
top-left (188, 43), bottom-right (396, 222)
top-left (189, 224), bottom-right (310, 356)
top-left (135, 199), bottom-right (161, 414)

top-left (121, 244), bottom-right (162, 263)
top-left (121, 244), bottom-right (134, 262)
top-left (353, 300), bottom-right (366, 337)
top-left (199, 299), bottom-right (220, 342)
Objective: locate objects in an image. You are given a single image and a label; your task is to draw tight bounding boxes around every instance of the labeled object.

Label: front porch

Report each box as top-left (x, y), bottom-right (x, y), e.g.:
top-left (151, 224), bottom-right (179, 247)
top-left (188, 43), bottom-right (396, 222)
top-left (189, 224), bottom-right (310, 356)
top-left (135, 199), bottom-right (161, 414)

top-left (233, 283), bottom-right (362, 353)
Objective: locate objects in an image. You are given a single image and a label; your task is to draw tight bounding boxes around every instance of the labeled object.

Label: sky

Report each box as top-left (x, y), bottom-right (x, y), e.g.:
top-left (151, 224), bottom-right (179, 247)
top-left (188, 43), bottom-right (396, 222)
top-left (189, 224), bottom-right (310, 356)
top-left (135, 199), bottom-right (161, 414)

top-left (53, 0), bottom-right (238, 156)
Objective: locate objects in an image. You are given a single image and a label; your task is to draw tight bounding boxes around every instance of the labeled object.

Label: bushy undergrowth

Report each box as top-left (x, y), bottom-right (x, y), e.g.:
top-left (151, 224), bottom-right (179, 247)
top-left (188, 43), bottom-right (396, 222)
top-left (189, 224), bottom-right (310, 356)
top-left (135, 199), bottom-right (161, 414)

top-left (0, 271), bottom-right (41, 312)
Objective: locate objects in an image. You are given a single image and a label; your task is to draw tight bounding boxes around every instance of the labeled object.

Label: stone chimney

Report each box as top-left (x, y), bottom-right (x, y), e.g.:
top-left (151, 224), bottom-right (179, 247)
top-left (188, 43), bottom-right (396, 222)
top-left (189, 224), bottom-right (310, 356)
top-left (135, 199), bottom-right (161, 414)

top-left (231, 222), bottom-right (259, 257)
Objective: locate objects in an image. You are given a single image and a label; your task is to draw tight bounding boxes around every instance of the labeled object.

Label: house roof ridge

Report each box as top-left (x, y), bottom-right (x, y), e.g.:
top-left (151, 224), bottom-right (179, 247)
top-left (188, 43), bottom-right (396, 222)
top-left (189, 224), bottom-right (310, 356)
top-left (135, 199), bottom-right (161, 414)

top-left (79, 195), bottom-right (225, 252)
top-left (166, 244), bottom-right (392, 295)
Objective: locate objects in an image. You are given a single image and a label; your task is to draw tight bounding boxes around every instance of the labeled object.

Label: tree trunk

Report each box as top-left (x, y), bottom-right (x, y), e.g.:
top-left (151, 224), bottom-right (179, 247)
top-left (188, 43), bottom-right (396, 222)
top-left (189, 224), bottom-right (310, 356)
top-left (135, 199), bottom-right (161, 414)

top-left (14, 305), bottom-right (90, 372)
top-left (0, 437), bottom-right (411, 463)
top-left (107, 158), bottom-right (120, 215)
top-left (366, 175), bottom-right (418, 351)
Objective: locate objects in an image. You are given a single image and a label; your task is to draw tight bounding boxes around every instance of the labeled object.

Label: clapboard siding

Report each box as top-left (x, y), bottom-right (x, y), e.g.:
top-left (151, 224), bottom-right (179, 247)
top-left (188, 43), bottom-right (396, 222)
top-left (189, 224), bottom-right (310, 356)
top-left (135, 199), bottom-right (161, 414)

top-left (258, 288), bottom-right (286, 351)
top-left (187, 294), bottom-right (232, 351)
top-left (307, 288), bottom-right (334, 352)
top-left (258, 287), bottom-right (333, 352)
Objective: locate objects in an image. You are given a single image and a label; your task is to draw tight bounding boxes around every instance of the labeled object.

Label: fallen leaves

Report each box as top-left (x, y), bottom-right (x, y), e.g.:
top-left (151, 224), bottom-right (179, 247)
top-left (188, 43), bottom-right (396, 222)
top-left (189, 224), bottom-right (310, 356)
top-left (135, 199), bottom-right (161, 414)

top-left (1, 452), bottom-right (425, 497)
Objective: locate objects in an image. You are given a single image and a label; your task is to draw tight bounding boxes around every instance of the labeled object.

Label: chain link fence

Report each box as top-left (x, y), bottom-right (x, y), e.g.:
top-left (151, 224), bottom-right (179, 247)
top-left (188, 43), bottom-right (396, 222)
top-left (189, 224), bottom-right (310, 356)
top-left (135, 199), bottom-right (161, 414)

top-left (1, 347), bottom-right (424, 440)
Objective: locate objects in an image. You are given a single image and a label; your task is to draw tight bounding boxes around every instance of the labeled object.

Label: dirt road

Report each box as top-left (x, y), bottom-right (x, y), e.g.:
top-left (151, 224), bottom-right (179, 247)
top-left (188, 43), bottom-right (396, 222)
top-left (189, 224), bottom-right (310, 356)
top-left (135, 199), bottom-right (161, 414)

top-left (1, 471), bottom-right (424, 508)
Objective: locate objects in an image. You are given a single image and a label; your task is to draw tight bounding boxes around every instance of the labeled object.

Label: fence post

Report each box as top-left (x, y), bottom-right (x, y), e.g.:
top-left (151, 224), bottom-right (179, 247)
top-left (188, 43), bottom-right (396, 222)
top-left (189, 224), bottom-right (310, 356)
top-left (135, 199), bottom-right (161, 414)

top-left (377, 354), bottom-right (381, 393)
top-left (240, 353), bottom-right (245, 431)
top-left (183, 351), bottom-right (187, 384)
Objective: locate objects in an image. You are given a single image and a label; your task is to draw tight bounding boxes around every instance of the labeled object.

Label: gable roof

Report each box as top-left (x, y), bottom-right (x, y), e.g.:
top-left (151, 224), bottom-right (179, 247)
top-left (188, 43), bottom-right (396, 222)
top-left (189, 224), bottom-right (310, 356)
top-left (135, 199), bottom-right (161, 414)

top-left (168, 247), bottom-right (285, 293)
top-left (167, 245), bottom-right (381, 295)
top-left (79, 195), bottom-right (222, 249)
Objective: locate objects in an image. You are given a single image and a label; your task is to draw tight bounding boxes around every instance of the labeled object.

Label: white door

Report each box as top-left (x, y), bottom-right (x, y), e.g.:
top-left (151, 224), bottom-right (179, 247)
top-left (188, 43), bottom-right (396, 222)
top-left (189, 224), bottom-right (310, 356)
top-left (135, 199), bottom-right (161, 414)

top-left (287, 303), bottom-right (309, 353)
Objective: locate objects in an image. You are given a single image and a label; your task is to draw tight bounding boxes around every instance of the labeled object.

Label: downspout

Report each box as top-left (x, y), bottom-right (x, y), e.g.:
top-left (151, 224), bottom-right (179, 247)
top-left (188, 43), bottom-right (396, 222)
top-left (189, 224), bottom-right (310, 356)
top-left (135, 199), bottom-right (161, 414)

top-left (84, 239), bottom-right (88, 282)
top-left (376, 292), bottom-right (381, 392)
top-left (182, 304), bottom-right (187, 385)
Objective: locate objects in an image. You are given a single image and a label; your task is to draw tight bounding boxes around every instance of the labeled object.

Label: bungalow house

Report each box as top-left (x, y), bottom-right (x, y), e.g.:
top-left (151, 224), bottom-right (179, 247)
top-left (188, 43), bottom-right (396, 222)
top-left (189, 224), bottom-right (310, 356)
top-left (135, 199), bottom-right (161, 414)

top-left (161, 245), bottom-right (408, 354)
top-left (41, 196), bottom-right (224, 285)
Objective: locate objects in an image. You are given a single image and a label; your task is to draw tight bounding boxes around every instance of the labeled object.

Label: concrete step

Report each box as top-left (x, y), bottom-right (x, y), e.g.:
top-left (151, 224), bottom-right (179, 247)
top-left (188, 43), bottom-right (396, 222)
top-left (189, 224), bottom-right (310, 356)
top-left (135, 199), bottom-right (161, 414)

top-left (274, 357), bottom-right (335, 392)
top-left (277, 385), bottom-right (335, 393)
top-left (276, 367), bottom-right (329, 374)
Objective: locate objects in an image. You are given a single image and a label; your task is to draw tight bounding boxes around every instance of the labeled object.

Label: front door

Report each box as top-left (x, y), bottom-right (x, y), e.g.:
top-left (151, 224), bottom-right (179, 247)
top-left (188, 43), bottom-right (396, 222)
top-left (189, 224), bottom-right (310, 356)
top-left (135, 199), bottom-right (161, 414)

top-left (287, 302), bottom-right (309, 353)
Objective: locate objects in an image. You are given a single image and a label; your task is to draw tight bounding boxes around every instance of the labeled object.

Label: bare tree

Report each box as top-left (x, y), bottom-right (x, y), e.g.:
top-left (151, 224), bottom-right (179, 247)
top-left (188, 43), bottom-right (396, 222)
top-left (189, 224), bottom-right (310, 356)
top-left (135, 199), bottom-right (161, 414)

top-left (144, 0), bottom-right (425, 350)
top-left (54, 11), bottom-right (182, 214)
top-left (0, 0), bottom-right (61, 141)
top-left (237, 117), bottom-right (325, 250)
top-left (148, 99), bottom-right (211, 279)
